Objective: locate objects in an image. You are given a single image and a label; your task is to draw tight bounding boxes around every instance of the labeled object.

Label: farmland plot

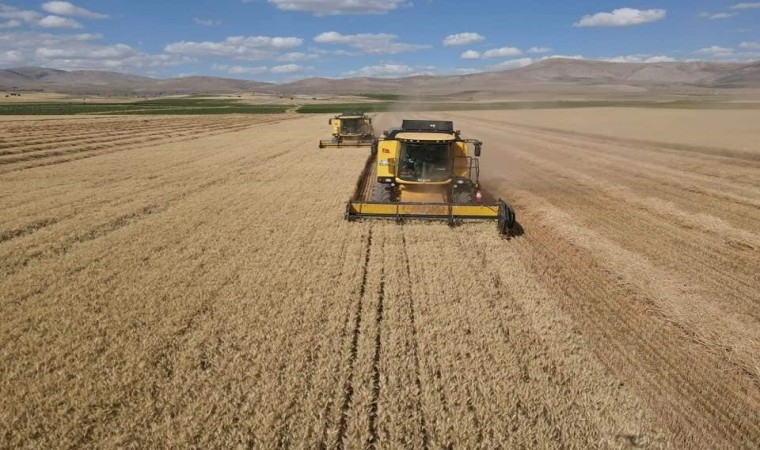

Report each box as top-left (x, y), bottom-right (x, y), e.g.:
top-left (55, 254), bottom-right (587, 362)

top-left (1, 111), bottom-right (758, 448)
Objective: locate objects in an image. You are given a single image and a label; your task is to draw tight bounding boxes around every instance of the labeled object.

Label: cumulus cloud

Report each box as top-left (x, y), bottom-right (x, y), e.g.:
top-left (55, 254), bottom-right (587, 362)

top-left (0, 49), bottom-right (23, 63)
top-left (165, 35), bottom-right (303, 60)
top-left (276, 51), bottom-right (319, 62)
top-left (730, 2), bottom-right (760, 9)
top-left (0, 19), bottom-right (20, 28)
top-left (36, 43), bottom-right (136, 59)
top-left (41, 1), bottom-right (108, 19)
top-left (213, 63), bottom-right (309, 75)
top-left (528, 46), bottom-right (551, 54)
top-left (0, 31), bottom-right (191, 70)
top-left (700, 12), bottom-right (737, 19)
top-left (492, 58), bottom-right (534, 69)
top-left (39, 15), bottom-right (82, 29)
top-left (606, 54), bottom-right (676, 63)
top-left (460, 50), bottom-right (480, 59)
top-left (194, 18), bottom-right (222, 26)
top-left (482, 46), bottom-right (522, 58)
top-left (442, 32), bottom-right (484, 47)
top-left (0, 4), bottom-right (41, 25)
top-left (695, 46), bottom-right (735, 57)
top-left (314, 31), bottom-right (429, 54)
top-left (212, 63), bottom-right (268, 75)
top-left (460, 46), bottom-right (522, 59)
top-left (575, 8), bottom-right (666, 27)
top-left (267, 0), bottom-right (407, 15)
top-left (343, 63), bottom-right (435, 78)
top-left (270, 63), bottom-right (305, 73)
top-left (740, 41), bottom-right (760, 49)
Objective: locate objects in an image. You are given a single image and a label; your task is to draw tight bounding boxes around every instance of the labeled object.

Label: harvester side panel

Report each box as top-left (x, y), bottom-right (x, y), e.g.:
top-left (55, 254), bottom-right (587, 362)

top-left (376, 140), bottom-right (399, 179)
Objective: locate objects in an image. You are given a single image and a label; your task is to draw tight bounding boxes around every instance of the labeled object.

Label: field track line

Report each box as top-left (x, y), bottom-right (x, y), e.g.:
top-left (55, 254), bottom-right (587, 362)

top-left (336, 227), bottom-right (373, 450)
top-left (401, 229), bottom-right (430, 450)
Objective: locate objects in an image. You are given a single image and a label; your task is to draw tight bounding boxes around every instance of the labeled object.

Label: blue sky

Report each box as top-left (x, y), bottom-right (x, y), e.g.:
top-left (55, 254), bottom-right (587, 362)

top-left (1, 1), bottom-right (759, 82)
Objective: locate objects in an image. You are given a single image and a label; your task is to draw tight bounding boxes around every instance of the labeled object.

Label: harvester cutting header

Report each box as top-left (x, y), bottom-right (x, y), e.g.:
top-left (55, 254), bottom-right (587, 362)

top-left (346, 119), bottom-right (516, 234)
top-left (318, 112), bottom-right (375, 148)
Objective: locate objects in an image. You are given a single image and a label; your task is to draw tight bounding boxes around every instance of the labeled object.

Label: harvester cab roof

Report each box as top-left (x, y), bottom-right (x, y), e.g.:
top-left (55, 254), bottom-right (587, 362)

top-left (338, 112), bottom-right (367, 118)
top-left (385, 120), bottom-right (458, 140)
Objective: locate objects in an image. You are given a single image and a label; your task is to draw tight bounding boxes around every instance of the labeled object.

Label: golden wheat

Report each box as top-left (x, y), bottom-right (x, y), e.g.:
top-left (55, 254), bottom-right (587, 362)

top-left (1, 110), bottom-right (759, 448)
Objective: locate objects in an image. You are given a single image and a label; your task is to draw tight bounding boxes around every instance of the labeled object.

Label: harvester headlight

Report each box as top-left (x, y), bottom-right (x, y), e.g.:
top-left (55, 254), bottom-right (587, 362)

top-left (457, 180), bottom-right (464, 184)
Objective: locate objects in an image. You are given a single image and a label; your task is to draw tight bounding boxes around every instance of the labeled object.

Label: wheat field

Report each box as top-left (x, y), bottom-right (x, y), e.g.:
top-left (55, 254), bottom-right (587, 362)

top-left (1, 111), bottom-right (759, 448)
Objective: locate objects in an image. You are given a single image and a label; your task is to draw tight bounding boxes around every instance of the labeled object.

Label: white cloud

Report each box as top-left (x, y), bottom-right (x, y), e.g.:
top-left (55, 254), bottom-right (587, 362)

top-left (193, 18), bottom-right (222, 26)
top-left (527, 46), bottom-right (551, 54)
top-left (0, 31), bottom-right (191, 70)
top-left (39, 15), bottom-right (82, 29)
top-left (276, 51), bottom-right (319, 62)
top-left (460, 46), bottom-right (523, 59)
top-left (213, 63), bottom-right (309, 75)
top-left (482, 46), bottom-right (522, 58)
top-left (492, 58), bottom-right (534, 69)
top-left (449, 67), bottom-right (483, 75)
top-left (640, 55), bottom-right (676, 63)
top-left (343, 63), bottom-right (435, 78)
top-left (574, 8), bottom-right (666, 27)
top-left (700, 12), bottom-right (737, 19)
top-left (460, 50), bottom-right (480, 59)
top-left (541, 54), bottom-right (586, 61)
top-left (41, 1), bottom-right (108, 19)
top-left (442, 32), bottom-right (484, 47)
top-left (0, 49), bottom-right (23, 63)
top-left (605, 54), bottom-right (676, 63)
top-left (271, 63), bottom-right (305, 73)
top-left (695, 46), bottom-right (735, 57)
top-left (165, 35), bottom-right (303, 60)
top-left (267, 0), bottom-right (408, 15)
top-left (730, 3), bottom-right (760, 9)
top-left (314, 31), bottom-right (429, 54)
top-left (213, 63), bottom-right (269, 75)
top-left (0, 4), bottom-right (41, 25)
top-left (740, 41), bottom-right (760, 49)
top-left (0, 19), bottom-right (21, 28)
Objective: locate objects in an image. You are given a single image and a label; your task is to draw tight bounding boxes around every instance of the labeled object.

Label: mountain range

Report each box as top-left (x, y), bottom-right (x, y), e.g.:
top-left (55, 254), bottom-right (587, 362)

top-left (1, 59), bottom-right (759, 97)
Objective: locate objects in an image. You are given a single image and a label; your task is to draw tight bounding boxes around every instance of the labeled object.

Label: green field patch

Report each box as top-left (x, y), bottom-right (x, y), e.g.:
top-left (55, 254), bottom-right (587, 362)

top-left (0, 99), bottom-right (289, 115)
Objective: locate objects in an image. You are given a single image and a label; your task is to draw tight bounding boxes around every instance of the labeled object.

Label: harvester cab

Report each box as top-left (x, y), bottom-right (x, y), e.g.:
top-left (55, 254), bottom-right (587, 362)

top-left (318, 112), bottom-right (375, 148)
top-left (346, 119), bottom-right (516, 234)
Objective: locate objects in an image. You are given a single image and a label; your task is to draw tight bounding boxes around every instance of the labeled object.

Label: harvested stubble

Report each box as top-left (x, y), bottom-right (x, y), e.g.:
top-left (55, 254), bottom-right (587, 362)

top-left (1, 110), bottom-right (759, 448)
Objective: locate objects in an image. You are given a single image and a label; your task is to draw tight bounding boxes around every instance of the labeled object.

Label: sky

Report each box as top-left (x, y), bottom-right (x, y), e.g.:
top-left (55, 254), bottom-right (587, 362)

top-left (1, 1), bottom-right (759, 82)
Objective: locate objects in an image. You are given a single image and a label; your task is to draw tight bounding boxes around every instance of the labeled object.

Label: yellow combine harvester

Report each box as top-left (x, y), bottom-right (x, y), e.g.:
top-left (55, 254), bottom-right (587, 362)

top-left (318, 112), bottom-right (375, 148)
top-left (346, 119), bottom-right (516, 234)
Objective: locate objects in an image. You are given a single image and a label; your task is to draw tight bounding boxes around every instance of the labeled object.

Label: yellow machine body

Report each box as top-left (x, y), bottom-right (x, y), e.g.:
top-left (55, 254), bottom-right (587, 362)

top-left (346, 119), bottom-right (516, 234)
top-left (319, 113), bottom-right (375, 148)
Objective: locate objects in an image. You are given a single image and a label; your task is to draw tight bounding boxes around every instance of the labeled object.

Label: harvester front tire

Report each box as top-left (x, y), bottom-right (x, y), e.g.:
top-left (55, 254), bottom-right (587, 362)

top-left (452, 190), bottom-right (474, 204)
top-left (371, 183), bottom-right (394, 202)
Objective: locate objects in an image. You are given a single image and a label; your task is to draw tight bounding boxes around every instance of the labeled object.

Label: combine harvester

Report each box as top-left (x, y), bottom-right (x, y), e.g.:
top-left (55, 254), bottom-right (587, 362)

top-left (346, 119), bottom-right (516, 234)
top-left (318, 112), bottom-right (375, 148)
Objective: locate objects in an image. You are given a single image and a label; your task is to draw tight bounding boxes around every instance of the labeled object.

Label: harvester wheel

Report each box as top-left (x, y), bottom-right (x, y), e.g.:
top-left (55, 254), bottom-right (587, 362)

top-left (371, 183), bottom-right (394, 202)
top-left (452, 189), bottom-right (474, 204)
top-left (497, 200), bottom-right (517, 235)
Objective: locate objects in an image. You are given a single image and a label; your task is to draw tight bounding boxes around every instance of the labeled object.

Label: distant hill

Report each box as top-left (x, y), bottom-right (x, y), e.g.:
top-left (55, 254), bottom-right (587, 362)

top-left (0, 67), bottom-right (274, 96)
top-left (1, 59), bottom-right (759, 97)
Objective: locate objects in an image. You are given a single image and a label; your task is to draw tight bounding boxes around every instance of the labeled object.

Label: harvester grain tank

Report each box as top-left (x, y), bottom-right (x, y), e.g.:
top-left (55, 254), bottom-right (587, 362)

top-left (346, 119), bottom-right (516, 234)
top-left (319, 112), bottom-right (375, 148)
